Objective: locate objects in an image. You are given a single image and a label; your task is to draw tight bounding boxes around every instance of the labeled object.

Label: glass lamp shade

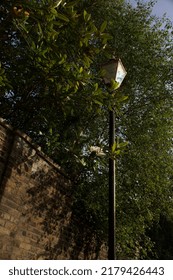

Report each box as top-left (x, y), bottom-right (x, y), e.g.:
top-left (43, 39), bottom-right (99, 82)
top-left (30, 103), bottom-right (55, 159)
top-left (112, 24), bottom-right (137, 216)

top-left (102, 58), bottom-right (127, 87)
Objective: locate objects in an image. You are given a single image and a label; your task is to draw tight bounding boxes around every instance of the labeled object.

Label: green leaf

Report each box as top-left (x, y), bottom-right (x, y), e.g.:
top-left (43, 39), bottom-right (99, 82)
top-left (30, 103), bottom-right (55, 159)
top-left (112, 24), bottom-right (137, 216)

top-left (101, 33), bottom-right (112, 44)
top-left (117, 95), bottom-right (129, 102)
top-left (112, 142), bottom-right (117, 153)
top-left (49, 128), bottom-right (53, 135)
top-left (51, 8), bottom-right (58, 15)
top-left (94, 99), bottom-right (103, 106)
top-left (100, 21), bottom-right (107, 33)
top-left (83, 10), bottom-right (91, 21)
top-left (118, 141), bottom-right (129, 148)
top-left (84, 10), bottom-right (87, 20)
top-left (110, 80), bottom-right (120, 90)
top-left (56, 12), bottom-right (69, 22)
top-left (94, 83), bottom-right (98, 91)
top-left (53, 0), bottom-right (64, 8)
top-left (79, 67), bottom-right (83, 73)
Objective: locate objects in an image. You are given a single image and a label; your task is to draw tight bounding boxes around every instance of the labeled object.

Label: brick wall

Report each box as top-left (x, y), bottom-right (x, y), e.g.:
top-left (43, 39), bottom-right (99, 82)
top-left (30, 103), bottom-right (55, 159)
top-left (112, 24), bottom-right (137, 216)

top-left (0, 118), bottom-right (107, 260)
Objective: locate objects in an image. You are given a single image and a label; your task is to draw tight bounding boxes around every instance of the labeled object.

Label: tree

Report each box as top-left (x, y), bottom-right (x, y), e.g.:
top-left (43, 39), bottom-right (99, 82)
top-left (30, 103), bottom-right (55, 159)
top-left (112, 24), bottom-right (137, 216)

top-left (0, 0), bottom-right (173, 259)
top-left (0, 0), bottom-right (114, 257)
top-left (89, 0), bottom-right (173, 258)
top-left (148, 213), bottom-right (173, 259)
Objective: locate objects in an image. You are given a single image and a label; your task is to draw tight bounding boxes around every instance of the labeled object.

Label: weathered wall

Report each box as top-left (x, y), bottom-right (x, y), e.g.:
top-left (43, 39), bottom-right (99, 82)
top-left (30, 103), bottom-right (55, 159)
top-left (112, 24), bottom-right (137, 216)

top-left (0, 118), bottom-right (107, 260)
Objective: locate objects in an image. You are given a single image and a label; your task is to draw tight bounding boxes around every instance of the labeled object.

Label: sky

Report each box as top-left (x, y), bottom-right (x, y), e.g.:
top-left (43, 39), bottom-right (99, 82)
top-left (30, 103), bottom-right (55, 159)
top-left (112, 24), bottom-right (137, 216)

top-left (128, 0), bottom-right (173, 21)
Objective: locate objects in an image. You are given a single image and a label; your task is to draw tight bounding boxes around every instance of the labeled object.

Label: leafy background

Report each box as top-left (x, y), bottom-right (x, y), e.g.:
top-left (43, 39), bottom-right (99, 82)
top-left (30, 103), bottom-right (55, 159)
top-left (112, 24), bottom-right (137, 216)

top-left (0, 0), bottom-right (173, 259)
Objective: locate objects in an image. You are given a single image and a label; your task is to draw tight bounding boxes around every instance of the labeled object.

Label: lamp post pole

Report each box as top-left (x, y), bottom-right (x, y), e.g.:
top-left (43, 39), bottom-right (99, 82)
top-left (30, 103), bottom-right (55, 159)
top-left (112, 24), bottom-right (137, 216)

top-left (108, 109), bottom-right (116, 260)
top-left (102, 58), bottom-right (127, 261)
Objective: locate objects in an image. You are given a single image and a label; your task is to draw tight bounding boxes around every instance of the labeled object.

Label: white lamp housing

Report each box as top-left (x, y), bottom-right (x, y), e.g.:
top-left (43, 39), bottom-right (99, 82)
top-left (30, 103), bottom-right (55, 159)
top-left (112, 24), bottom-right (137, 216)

top-left (102, 58), bottom-right (127, 87)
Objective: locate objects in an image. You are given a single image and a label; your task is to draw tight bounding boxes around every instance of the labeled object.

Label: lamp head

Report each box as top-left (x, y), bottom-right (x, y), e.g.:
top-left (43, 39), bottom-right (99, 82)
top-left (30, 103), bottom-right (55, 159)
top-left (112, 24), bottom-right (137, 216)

top-left (102, 58), bottom-right (127, 88)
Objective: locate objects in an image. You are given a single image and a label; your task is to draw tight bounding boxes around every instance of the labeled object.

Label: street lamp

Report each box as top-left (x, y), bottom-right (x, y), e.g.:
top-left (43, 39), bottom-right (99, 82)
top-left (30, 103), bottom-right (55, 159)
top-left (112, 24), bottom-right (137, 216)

top-left (102, 58), bottom-right (127, 260)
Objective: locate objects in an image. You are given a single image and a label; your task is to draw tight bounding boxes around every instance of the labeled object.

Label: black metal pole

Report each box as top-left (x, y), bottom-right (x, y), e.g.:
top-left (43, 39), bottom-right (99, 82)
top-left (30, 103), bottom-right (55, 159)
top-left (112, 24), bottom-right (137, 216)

top-left (108, 110), bottom-right (116, 260)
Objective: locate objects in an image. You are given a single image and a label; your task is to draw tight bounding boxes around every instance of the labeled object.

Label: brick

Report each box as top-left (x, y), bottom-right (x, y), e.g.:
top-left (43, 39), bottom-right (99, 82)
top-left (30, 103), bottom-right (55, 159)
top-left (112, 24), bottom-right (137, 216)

top-left (5, 221), bottom-right (17, 231)
top-left (19, 242), bottom-right (31, 250)
top-left (3, 213), bottom-right (11, 221)
top-left (0, 226), bottom-right (10, 235)
top-left (0, 219), bottom-right (6, 226)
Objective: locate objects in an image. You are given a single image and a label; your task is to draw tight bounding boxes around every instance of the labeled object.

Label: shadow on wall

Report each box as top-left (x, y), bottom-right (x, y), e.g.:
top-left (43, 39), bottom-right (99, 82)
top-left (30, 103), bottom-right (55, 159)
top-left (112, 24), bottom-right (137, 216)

top-left (0, 126), bottom-right (15, 203)
top-left (27, 168), bottom-right (103, 260)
